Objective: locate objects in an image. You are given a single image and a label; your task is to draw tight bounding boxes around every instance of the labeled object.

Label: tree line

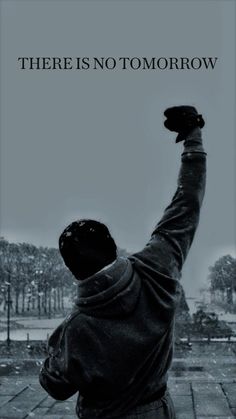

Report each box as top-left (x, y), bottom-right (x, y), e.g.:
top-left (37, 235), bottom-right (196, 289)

top-left (0, 238), bottom-right (129, 318)
top-left (208, 254), bottom-right (236, 310)
top-left (0, 237), bottom-right (75, 317)
top-left (1, 235), bottom-right (235, 317)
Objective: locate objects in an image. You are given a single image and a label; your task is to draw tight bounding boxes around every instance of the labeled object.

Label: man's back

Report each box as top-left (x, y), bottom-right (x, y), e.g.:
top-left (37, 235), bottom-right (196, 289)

top-left (39, 106), bottom-right (207, 418)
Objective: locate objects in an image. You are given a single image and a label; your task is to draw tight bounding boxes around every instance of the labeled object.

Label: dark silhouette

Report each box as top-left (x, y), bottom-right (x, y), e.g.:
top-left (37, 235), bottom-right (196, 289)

top-left (39, 106), bottom-right (207, 418)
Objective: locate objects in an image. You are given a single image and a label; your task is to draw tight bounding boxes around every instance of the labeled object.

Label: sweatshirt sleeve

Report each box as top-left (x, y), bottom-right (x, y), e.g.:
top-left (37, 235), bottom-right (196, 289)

top-left (131, 128), bottom-right (207, 280)
top-left (39, 321), bottom-right (79, 401)
top-left (39, 357), bottom-right (78, 401)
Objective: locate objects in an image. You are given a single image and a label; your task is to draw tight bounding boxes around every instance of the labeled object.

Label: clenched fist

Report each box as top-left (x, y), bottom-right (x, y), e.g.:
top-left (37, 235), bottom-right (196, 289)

top-left (164, 106), bottom-right (205, 143)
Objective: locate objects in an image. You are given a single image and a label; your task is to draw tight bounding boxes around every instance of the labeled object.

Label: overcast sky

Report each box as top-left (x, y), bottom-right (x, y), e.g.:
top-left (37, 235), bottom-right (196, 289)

top-left (0, 0), bottom-right (235, 296)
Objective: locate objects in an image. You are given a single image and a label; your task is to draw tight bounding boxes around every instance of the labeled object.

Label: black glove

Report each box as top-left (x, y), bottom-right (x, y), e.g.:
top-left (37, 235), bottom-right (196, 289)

top-left (164, 106), bottom-right (205, 143)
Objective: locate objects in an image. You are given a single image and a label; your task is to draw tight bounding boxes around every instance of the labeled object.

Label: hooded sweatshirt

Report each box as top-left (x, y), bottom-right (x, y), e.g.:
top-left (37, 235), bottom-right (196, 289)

top-left (39, 128), bottom-right (206, 418)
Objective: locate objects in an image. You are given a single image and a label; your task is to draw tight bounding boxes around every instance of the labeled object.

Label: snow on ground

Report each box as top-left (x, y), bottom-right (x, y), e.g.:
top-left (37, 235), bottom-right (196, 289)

top-left (0, 328), bottom-right (53, 341)
top-left (15, 317), bottom-right (64, 328)
top-left (0, 317), bottom-right (65, 341)
top-left (217, 312), bottom-right (236, 323)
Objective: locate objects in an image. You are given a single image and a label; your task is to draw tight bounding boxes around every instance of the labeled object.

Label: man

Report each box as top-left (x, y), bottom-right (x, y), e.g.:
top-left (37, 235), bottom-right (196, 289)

top-left (39, 106), bottom-right (207, 418)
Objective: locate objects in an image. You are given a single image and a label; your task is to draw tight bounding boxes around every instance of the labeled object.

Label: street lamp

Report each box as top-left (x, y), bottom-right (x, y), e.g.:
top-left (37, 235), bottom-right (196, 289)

top-left (5, 280), bottom-right (12, 348)
top-left (35, 270), bottom-right (43, 319)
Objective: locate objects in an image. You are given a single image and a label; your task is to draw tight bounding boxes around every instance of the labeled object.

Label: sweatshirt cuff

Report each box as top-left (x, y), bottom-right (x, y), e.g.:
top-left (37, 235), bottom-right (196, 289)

top-left (182, 127), bottom-right (205, 154)
top-left (39, 365), bottom-right (77, 400)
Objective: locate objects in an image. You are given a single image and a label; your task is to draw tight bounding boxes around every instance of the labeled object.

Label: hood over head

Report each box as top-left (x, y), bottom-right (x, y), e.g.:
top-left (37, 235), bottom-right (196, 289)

top-left (75, 257), bottom-right (141, 318)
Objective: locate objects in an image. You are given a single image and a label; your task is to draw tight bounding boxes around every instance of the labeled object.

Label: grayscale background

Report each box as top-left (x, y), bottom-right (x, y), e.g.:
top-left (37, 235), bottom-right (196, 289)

top-left (0, 0), bottom-right (235, 297)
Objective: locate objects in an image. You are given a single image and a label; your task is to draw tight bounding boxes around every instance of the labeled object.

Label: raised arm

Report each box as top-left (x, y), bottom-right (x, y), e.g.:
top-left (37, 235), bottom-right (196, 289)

top-left (131, 106), bottom-right (207, 280)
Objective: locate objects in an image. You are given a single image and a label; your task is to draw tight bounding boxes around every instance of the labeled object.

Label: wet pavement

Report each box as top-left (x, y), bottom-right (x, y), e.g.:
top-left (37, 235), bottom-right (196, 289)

top-left (0, 375), bottom-right (235, 418)
top-left (0, 341), bottom-right (235, 418)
